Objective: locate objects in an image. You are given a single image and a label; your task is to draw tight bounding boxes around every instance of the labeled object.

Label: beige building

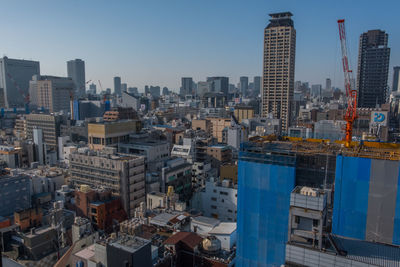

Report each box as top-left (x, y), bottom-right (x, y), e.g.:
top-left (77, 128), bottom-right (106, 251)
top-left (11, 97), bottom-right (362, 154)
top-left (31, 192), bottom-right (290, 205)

top-left (262, 12), bottom-right (296, 133)
top-left (192, 119), bottom-right (211, 132)
top-left (69, 148), bottom-right (145, 217)
top-left (29, 75), bottom-right (74, 113)
top-left (234, 106), bottom-right (254, 123)
top-left (87, 120), bottom-right (142, 150)
top-left (25, 113), bottom-right (64, 151)
top-left (206, 117), bottom-right (231, 143)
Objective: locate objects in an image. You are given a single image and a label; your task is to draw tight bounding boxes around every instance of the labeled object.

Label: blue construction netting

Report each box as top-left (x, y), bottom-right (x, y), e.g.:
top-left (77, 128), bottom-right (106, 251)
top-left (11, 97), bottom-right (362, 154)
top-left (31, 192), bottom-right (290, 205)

top-left (332, 155), bottom-right (371, 240)
top-left (236, 156), bottom-right (295, 267)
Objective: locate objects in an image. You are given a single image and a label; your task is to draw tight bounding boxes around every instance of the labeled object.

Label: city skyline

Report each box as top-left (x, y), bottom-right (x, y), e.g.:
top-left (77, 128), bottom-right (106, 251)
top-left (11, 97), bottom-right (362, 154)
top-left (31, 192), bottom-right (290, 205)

top-left (1, 0), bottom-right (399, 92)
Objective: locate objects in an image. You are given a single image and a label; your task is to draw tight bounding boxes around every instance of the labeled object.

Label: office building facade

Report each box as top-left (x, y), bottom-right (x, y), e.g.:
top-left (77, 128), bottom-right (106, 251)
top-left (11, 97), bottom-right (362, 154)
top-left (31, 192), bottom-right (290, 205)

top-left (69, 149), bottom-right (146, 217)
top-left (29, 75), bottom-right (74, 113)
top-left (253, 76), bottom-right (261, 95)
top-left (261, 12), bottom-right (296, 133)
top-left (67, 59), bottom-right (85, 97)
top-left (181, 77), bottom-right (193, 96)
top-left (357, 30), bottom-right (390, 107)
top-left (0, 57), bottom-right (40, 108)
top-left (207, 77), bottom-right (229, 97)
top-left (240, 76), bottom-right (248, 95)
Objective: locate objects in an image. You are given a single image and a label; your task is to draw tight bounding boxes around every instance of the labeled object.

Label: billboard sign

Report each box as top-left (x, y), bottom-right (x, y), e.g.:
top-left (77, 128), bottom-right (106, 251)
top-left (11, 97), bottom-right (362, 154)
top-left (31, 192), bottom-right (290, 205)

top-left (370, 111), bottom-right (388, 126)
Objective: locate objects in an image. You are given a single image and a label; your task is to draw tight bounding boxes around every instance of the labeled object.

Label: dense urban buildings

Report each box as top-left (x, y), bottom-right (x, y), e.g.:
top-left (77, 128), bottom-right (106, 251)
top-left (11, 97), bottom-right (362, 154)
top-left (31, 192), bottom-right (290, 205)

top-left (357, 30), bottom-right (390, 108)
top-left (0, 56), bottom-right (40, 108)
top-left (67, 59), bottom-right (85, 97)
top-left (29, 75), bottom-right (74, 113)
top-left (1, 4), bottom-right (400, 267)
top-left (261, 12), bottom-right (296, 133)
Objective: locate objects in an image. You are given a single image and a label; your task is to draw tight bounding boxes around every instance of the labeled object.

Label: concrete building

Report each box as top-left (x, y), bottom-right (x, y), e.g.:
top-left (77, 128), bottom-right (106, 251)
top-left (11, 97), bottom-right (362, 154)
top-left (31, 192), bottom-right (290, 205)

top-left (208, 222), bottom-right (237, 251)
top-left (207, 77), bottom-right (229, 96)
top-left (326, 78), bottom-right (332, 91)
top-left (0, 56), bottom-right (40, 108)
top-left (206, 117), bottom-right (231, 143)
top-left (161, 158), bottom-right (192, 201)
top-left (121, 83), bottom-right (127, 93)
top-left (88, 83), bottom-right (96, 94)
top-left (87, 120), bottom-right (142, 150)
top-left (181, 77), bottom-right (193, 96)
top-left (149, 86), bottom-right (160, 98)
top-left (392, 66), bottom-right (400, 92)
top-left (240, 76), bottom-right (248, 95)
top-left (191, 179), bottom-right (237, 222)
top-left (197, 81), bottom-right (211, 97)
top-left (114, 76), bottom-right (121, 96)
top-left (26, 113), bottom-right (65, 151)
top-left (234, 105), bottom-right (254, 123)
top-left (0, 145), bottom-right (22, 168)
top-left (67, 59), bottom-right (85, 97)
top-left (0, 174), bottom-right (31, 216)
top-left (29, 75), bottom-right (74, 113)
top-left (253, 76), bottom-right (261, 96)
top-left (261, 12), bottom-right (296, 133)
top-left (118, 140), bottom-right (170, 172)
top-left (106, 235), bottom-right (152, 267)
top-left (118, 91), bottom-right (140, 111)
top-left (357, 30), bottom-right (390, 107)
top-left (69, 148), bottom-right (146, 217)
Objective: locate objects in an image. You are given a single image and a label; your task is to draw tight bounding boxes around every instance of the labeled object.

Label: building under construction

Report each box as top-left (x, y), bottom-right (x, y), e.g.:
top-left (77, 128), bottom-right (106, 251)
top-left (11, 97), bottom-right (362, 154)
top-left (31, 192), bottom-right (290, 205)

top-left (236, 136), bottom-right (400, 266)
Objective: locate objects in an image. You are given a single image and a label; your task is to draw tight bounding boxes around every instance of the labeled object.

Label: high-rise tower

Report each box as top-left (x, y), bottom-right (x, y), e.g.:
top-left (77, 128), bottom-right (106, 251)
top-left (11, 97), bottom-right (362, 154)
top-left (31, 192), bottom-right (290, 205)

top-left (261, 12), bottom-right (296, 133)
top-left (67, 59), bottom-right (85, 98)
top-left (114, 76), bottom-right (121, 96)
top-left (357, 30), bottom-right (390, 107)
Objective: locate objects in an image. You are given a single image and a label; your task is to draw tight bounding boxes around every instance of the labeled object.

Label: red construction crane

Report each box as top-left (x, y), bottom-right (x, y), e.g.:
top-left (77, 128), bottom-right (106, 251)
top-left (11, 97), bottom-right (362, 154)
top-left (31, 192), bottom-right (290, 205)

top-left (337, 19), bottom-right (357, 146)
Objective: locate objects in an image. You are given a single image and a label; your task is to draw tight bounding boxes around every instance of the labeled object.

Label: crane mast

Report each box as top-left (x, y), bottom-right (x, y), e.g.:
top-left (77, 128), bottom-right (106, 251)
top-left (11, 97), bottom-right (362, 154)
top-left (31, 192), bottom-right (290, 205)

top-left (337, 19), bottom-right (357, 146)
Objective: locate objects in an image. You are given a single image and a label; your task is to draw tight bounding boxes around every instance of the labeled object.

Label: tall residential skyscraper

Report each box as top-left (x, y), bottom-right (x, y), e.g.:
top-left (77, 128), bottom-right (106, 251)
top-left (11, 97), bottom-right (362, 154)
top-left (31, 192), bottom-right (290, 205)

top-left (67, 59), bottom-right (85, 97)
top-left (253, 76), bottom-right (261, 95)
top-left (0, 57), bottom-right (40, 108)
top-left (393, 66), bottom-right (400, 92)
top-left (181, 77), bottom-right (193, 96)
top-left (357, 30), bottom-right (390, 108)
top-left (114, 76), bottom-right (121, 96)
top-left (261, 12), bottom-right (296, 133)
top-left (240, 76), bottom-right (249, 95)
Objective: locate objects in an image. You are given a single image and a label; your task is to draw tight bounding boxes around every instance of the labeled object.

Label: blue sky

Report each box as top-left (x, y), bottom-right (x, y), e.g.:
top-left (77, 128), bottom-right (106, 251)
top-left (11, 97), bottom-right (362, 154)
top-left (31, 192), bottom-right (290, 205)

top-left (1, 0), bottom-right (399, 92)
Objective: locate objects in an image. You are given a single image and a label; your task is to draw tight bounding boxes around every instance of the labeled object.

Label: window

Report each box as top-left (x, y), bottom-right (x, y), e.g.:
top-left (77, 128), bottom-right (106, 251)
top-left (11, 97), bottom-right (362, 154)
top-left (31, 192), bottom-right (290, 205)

top-left (211, 197), bottom-right (217, 201)
top-left (295, 216), bottom-right (300, 224)
top-left (313, 219), bottom-right (319, 227)
top-left (228, 209), bottom-right (232, 213)
top-left (220, 191), bottom-right (228, 196)
top-left (211, 205), bottom-right (217, 209)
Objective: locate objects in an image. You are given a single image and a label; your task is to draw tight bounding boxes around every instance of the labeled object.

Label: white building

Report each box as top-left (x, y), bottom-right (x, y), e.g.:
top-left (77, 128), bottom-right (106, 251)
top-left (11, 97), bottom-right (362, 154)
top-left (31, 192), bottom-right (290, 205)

top-left (190, 216), bottom-right (220, 236)
top-left (117, 91), bottom-right (140, 111)
top-left (191, 179), bottom-right (237, 222)
top-left (208, 222), bottom-right (237, 251)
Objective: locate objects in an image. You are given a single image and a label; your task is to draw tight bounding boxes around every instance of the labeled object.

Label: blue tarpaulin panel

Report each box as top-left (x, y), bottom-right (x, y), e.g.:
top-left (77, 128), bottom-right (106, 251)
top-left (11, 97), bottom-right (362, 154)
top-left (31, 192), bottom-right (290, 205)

top-left (236, 158), bottom-right (295, 267)
top-left (332, 156), bottom-right (371, 240)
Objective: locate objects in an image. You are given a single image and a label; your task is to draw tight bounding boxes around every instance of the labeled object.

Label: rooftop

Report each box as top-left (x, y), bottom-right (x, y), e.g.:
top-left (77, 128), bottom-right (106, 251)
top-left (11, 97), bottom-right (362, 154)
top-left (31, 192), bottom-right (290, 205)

top-left (209, 222), bottom-right (237, 235)
top-left (109, 235), bottom-right (150, 253)
top-left (164, 231), bottom-right (203, 250)
top-left (191, 216), bottom-right (220, 228)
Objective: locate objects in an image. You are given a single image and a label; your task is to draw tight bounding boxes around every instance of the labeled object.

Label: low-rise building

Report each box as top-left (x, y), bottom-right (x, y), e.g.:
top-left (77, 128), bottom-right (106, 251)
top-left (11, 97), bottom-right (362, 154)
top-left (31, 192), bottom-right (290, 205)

top-left (106, 235), bottom-right (152, 267)
top-left (88, 120), bottom-right (142, 150)
top-left (0, 173), bottom-right (31, 216)
top-left (191, 179), bottom-right (237, 222)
